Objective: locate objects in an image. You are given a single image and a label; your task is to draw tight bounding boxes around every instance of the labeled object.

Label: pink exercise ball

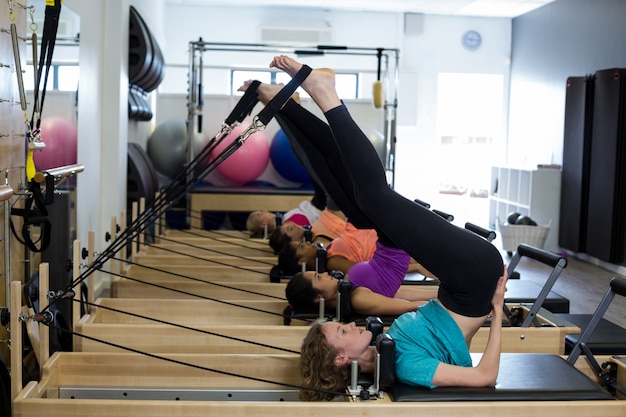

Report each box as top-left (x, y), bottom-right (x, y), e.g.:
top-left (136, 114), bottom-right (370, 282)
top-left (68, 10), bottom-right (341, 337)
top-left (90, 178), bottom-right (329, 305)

top-left (34, 117), bottom-right (78, 171)
top-left (210, 125), bottom-right (270, 185)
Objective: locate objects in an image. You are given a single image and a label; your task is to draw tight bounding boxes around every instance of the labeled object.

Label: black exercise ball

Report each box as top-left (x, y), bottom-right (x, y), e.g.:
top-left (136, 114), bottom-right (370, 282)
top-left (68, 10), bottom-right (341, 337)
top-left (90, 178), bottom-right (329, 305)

top-left (507, 211), bottom-right (522, 225)
top-left (515, 215), bottom-right (537, 226)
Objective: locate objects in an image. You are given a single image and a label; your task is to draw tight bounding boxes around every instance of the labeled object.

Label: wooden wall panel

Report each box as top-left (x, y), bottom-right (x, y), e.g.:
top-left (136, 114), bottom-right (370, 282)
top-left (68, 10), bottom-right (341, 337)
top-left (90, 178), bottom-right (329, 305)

top-left (1, 0), bottom-right (27, 364)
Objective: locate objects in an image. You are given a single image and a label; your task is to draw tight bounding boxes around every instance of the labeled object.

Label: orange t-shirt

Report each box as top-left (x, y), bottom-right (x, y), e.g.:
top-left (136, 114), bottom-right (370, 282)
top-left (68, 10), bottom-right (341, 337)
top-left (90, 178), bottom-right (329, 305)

top-left (327, 225), bottom-right (377, 262)
top-left (311, 209), bottom-right (347, 241)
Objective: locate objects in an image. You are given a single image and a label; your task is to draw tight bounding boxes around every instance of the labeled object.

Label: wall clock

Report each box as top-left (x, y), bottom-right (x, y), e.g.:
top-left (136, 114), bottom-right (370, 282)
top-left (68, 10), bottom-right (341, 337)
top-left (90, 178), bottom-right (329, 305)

top-left (462, 30), bottom-right (482, 50)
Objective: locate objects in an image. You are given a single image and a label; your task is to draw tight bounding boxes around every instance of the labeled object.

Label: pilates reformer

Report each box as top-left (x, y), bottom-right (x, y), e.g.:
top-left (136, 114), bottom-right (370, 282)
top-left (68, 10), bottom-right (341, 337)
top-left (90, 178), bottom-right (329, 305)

top-left (561, 314), bottom-right (626, 355)
top-left (81, 297), bottom-right (302, 326)
top-left (110, 276), bottom-right (287, 300)
top-left (161, 228), bottom-right (253, 240)
top-left (285, 243), bottom-right (569, 323)
top-left (130, 252), bottom-right (277, 267)
top-left (8, 279), bottom-right (626, 416)
top-left (123, 263), bottom-right (273, 282)
top-left (142, 225), bottom-right (275, 255)
top-left (143, 240), bottom-right (274, 257)
top-left (189, 186), bottom-right (315, 230)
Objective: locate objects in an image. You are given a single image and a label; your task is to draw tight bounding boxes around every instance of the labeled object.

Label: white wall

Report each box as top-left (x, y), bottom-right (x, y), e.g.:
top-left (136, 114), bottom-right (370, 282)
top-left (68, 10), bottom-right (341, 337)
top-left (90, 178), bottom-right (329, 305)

top-left (63, 0), bottom-right (129, 284)
top-left (396, 15), bottom-right (511, 201)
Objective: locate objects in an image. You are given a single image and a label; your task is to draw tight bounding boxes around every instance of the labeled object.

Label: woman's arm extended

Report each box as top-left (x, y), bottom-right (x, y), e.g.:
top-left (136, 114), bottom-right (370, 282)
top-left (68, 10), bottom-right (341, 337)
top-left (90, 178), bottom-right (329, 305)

top-left (394, 286), bottom-right (439, 302)
top-left (351, 287), bottom-right (428, 316)
top-left (430, 269), bottom-right (508, 387)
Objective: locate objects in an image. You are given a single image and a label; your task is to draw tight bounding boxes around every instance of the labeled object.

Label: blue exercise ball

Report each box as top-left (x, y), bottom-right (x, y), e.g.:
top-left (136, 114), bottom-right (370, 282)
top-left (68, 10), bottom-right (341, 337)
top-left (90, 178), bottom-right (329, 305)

top-left (270, 129), bottom-right (310, 183)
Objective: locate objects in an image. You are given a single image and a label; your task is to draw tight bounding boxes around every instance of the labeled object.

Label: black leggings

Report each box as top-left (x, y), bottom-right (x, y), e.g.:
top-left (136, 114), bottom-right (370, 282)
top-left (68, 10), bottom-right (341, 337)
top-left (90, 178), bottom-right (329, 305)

top-left (278, 101), bottom-right (504, 316)
top-left (276, 106), bottom-right (397, 247)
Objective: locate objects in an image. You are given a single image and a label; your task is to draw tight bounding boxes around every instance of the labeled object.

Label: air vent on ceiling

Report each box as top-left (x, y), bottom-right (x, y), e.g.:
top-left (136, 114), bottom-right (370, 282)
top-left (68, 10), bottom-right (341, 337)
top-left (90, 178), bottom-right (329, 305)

top-left (260, 27), bottom-right (332, 45)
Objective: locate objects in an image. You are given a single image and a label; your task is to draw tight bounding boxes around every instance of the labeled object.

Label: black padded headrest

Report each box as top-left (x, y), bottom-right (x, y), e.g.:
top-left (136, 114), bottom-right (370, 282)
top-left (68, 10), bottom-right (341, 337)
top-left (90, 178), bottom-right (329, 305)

top-left (366, 316), bottom-right (384, 344)
top-left (315, 245), bottom-right (327, 273)
top-left (269, 265), bottom-right (292, 283)
top-left (302, 226), bottom-right (312, 242)
top-left (377, 333), bottom-right (396, 389)
top-left (388, 354), bottom-right (614, 402)
top-left (337, 279), bottom-right (353, 321)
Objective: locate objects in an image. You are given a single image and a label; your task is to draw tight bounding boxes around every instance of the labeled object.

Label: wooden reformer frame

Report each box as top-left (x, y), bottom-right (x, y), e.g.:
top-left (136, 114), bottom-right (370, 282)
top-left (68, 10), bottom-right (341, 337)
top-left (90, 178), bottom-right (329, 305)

top-left (10, 270), bottom-right (625, 415)
top-left (8, 248), bottom-right (626, 417)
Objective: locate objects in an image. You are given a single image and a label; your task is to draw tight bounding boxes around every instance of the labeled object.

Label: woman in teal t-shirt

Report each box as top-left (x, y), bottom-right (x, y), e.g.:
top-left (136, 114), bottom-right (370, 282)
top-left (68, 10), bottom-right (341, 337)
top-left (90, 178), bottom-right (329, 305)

top-left (266, 55), bottom-right (508, 401)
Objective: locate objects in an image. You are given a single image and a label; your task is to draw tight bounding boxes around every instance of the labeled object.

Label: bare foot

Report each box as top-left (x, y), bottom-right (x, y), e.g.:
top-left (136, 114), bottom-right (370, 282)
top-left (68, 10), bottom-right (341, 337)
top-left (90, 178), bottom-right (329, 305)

top-left (269, 55), bottom-right (341, 112)
top-left (238, 80), bottom-right (283, 105)
top-left (238, 79), bottom-right (301, 106)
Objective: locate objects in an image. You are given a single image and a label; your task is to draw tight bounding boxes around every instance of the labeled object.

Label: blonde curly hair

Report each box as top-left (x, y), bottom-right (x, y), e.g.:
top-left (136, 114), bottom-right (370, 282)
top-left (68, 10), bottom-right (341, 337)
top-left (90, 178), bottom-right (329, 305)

top-left (299, 320), bottom-right (350, 401)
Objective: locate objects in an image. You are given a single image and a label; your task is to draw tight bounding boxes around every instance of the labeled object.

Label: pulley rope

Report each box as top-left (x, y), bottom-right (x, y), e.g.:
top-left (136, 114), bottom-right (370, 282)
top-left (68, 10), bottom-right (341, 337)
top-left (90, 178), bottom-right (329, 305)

top-left (153, 229), bottom-right (274, 255)
top-left (101, 266), bottom-right (286, 301)
top-left (115, 255), bottom-right (269, 279)
top-left (142, 241), bottom-right (275, 265)
top-left (68, 297), bottom-right (302, 354)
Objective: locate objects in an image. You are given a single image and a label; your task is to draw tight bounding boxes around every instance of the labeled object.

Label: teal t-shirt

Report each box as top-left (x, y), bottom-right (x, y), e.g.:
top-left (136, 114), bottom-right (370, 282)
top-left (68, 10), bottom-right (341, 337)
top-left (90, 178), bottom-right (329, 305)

top-left (386, 300), bottom-right (472, 388)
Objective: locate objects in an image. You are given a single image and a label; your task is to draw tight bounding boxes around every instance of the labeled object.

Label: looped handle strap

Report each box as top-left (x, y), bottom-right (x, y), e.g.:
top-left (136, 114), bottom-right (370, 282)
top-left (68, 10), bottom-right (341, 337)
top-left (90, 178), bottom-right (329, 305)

top-left (224, 80), bottom-right (261, 126)
top-left (10, 175), bottom-right (55, 252)
top-left (257, 65), bottom-right (312, 126)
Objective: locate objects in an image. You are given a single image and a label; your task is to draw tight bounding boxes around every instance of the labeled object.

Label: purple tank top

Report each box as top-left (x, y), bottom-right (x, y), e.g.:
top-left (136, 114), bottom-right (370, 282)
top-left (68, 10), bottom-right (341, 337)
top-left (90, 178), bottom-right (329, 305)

top-left (347, 242), bottom-right (410, 297)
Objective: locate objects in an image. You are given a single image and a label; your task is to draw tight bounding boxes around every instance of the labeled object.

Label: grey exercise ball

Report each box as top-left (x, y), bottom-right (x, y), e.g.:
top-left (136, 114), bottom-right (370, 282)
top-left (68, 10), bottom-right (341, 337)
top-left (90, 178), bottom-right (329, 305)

top-left (147, 119), bottom-right (189, 178)
top-left (363, 128), bottom-right (386, 163)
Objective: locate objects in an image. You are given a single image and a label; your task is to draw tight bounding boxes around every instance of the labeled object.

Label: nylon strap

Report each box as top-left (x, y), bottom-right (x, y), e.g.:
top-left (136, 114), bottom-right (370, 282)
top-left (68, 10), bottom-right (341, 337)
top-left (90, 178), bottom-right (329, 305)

top-left (257, 64), bottom-right (312, 126)
top-left (224, 80), bottom-right (261, 125)
top-left (31, 0), bottom-right (62, 131)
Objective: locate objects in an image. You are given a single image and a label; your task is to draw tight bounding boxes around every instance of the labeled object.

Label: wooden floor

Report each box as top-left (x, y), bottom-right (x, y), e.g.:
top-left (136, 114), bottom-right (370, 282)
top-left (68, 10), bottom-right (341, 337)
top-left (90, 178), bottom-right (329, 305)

top-left (501, 248), bottom-right (626, 329)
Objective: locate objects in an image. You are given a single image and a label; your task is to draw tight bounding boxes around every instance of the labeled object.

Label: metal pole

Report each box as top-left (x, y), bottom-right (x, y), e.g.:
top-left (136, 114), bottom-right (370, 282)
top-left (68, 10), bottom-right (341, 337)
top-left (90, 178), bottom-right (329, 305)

top-left (4, 200), bottom-right (10, 306)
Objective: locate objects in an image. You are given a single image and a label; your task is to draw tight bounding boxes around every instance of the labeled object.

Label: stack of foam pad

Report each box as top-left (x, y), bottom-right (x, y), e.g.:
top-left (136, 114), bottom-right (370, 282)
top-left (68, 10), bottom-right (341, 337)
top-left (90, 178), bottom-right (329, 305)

top-left (560, 68), bottom-right (626, 263)
top-left (127, 142), bottom-right (159, 207)
top-left (128, 6), bottom-right (165, 121)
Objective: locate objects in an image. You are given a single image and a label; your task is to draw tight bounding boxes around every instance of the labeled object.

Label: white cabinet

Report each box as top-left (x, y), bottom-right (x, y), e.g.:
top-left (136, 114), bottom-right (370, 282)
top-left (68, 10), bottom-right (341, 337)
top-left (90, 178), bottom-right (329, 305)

top-left (488, 166), bottom-right (562, 252)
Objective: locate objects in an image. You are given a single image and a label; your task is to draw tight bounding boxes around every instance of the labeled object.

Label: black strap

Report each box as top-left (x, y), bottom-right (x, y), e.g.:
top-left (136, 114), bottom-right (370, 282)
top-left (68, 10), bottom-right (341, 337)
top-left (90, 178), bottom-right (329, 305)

top-left (31, 0), bottom-right (62, 131)
top-left (257, 65), bottom-right (312, 126)
top-left (10, 175), bottom-right (54, 253)
top-left (224, 80), bottom-right (261, 125)
top-left (212, 67), bottom-right (312, 166)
